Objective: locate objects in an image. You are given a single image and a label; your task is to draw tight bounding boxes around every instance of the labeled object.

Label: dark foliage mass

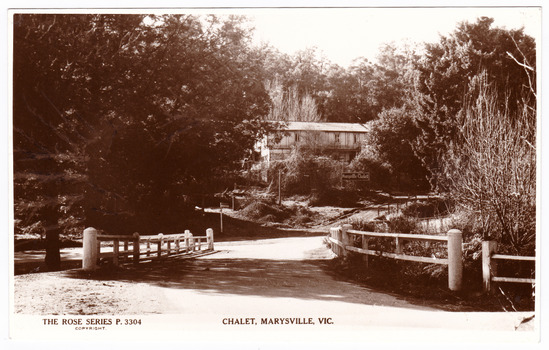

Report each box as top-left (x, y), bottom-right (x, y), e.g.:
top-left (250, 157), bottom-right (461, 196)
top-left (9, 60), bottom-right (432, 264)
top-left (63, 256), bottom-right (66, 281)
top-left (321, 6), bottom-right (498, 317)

top-left (13, 14), bottom-right (273, 269)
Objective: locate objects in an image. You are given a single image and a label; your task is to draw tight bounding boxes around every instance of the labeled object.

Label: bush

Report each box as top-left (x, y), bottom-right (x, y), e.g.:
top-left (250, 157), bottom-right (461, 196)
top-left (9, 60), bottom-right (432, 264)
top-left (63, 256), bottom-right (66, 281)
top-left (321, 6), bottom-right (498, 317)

top-left (239, 200), bottom-right (289, 222)
top-left (386, 215), bottom-right (419, 234)
top-left (401, 197), bottom-right (454, 218)
top-left (309, 188), bottom-right (359, 207)
top-left (237, 199), bottom-right (315, 227)
top-left (438, 74), bottom-right (535, 254)
top-left (267, 147), bottom-right (344, 197)
top-left (349, 151), bottom-right (392, 190)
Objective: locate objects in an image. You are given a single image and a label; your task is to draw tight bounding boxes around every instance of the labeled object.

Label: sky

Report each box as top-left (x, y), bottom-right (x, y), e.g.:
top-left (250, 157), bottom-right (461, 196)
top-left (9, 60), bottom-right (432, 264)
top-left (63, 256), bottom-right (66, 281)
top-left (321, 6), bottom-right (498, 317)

top-left (246, 7), bottom-right (540, 67)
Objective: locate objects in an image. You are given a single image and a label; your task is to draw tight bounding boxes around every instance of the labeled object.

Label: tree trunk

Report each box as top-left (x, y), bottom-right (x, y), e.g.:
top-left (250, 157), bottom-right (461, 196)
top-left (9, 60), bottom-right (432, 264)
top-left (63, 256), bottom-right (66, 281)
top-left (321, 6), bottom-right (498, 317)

top-left (45, 228), bottom-right (61, 271)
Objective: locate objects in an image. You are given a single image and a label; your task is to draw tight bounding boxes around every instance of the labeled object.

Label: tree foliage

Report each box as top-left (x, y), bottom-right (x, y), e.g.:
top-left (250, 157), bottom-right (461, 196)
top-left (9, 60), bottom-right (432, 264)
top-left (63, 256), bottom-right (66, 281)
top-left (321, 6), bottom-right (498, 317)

top-left (264, 78), bottom-right (322, 122)
top-left (410, 17), bottom-right (535, 180)
top-left (13, 14), bottom-right (272, 269)
top-left (364, 107), bottom-right (429, 190)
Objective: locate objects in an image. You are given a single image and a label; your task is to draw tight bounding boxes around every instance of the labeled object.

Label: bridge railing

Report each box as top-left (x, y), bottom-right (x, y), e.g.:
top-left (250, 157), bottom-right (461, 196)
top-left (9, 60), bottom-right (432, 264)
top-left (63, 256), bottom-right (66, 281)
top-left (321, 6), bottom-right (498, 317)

top-left (482, 241), bottom-right (535, 292)
top-left (328, 224), bottom-right (463, 291)
top-left (82, 227), bottom-right (214, 270)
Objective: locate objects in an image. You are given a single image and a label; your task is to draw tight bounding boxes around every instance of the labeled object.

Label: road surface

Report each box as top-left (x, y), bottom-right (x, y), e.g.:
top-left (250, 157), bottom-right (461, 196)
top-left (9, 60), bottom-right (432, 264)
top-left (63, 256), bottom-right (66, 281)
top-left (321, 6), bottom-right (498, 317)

top-left (12, 236), bottom-right (536, 341)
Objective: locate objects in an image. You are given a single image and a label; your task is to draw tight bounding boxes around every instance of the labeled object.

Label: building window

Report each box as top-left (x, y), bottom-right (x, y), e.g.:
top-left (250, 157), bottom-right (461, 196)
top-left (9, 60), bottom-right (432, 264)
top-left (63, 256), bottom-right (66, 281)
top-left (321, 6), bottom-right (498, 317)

top-left (334, 133), bottom-right (340, 143)
top-left (354, 133), bottom-right (358, 144)
top-left (294, 132), bottom-right (300, 143)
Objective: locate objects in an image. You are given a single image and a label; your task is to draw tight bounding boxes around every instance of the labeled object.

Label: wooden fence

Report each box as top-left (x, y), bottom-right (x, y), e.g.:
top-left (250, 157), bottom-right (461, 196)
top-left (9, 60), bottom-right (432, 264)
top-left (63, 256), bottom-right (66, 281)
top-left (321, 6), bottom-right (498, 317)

top-left (482, 241), bottom-right (535, 292)
top-left (82, 227), bottom-right (214, 270)
top-left (328, 224), bottom-right (463, 291)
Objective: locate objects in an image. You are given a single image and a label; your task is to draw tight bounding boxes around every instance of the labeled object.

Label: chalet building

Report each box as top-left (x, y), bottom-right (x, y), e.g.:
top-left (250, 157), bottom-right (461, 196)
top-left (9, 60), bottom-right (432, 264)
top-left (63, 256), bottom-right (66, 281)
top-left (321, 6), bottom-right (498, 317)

top-left (259, 121), bottom-right (370, 163)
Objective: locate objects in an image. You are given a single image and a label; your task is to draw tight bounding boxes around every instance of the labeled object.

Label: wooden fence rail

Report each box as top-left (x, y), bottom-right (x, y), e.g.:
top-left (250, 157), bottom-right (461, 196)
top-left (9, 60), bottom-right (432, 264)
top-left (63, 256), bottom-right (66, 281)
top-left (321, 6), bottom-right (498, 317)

top-left (82, 227), bottom-right (214, 270)
top-left (482, 241), bottom-right (535, 292)
top-left (328, 224), bottom-right (463, 291)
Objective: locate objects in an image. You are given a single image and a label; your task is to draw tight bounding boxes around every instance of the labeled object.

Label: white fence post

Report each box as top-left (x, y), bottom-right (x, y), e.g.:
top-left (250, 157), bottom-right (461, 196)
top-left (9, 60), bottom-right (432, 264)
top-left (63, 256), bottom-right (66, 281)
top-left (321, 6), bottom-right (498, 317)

top-left (333, 226), bottom-right (343, 256)
top-left (83, 227), bottom-right (99, 271)
top-left (341, 224), bottom-right (352, 259)
top-left (447, 229), bottom-right (463, 291)
top-left (158, 233), bottom-right (164, 259)
top-left (329, 227), bottom-right (337, 253)
top-left (207, 228), bottom-right (214, 250)
top-left (482, 240), bottom-right (498, 293)
top-left (184, 230), bottom-right (194, 251)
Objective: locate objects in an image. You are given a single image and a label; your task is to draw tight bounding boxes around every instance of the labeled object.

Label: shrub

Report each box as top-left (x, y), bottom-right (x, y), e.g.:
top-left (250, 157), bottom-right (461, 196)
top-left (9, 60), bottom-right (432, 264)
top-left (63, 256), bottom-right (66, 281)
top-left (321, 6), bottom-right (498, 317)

top-left (267, 146), bottom-right (343, 196)
top-left (438, 73), bottom-right (535, 254)
top-left (386, 214), bottom-right (419, 234)
top-left (239, 200), bottom-right (288, 222)
top-left (401, 197), bottom-right (454, 218)
top-left (309, 188), bottom-right (360, 207)
top-left (349, 151), bottom-right (392, 190)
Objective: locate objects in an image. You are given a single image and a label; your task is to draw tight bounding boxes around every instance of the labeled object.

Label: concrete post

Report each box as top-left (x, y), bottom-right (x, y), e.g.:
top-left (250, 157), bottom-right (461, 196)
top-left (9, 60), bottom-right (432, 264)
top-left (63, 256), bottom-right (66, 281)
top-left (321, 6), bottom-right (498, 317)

top-left (447, 229), bottom-right (463, 291)
top-left (482, 241), bottom-right (498, 293)
top-left (341, 224), bottom-right (352, 258)
top-left (158, 233), bottom-right (164, 258)
top-left (207, 228), bottom-right (214, 250)
top-left (329, 227), bottom-right (337, 253)
top-left (184, 230), bottom-right (190, 253)
top-left (334, 226), bottom-right (343, 256)
top-left (83, 227), bottom-right (99, 271)
top-left (185, 230), bottom-right (194, 251)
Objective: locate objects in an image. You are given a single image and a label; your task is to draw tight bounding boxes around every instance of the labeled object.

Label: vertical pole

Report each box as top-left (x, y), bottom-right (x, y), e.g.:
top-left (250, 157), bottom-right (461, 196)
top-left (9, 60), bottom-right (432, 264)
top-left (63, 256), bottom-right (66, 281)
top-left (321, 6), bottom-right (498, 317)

top-left (83, 227), bottom-right (98, 271)
top-left (133, 232), bottom-right (140, 265)
top-left (395, 237), bottom-right (403, 255)
top-left (113, 239), bottom-right (119, 266)
top-left (278, 169), bottom-right (282, 205)
top-left (447, 229), bottom-right (463, 291)
top-left (185, 230), bottom-right (191, 253)
top-left (123, 240), bottom-right (128, 261)
top-left (146, 240), bottom-right (151, 257)
top-left (207, 228), bottom-right (214, 250)
top-left (361, 236), bottom-right (369, 267)
top-left (220, 203), bottom-right (223, 234)
top-left (232, 183), bottom-right (236, 210)
top-left (482, 241), bottom-right (498, 293)
top-left (332, 227), bottom-right (342, 256)
top-left (158, 233), bottom-right (164, 259)
top-left (329, 227), bottom-right (335, 253)
top-left (341, 224), bottom-right (352, 259)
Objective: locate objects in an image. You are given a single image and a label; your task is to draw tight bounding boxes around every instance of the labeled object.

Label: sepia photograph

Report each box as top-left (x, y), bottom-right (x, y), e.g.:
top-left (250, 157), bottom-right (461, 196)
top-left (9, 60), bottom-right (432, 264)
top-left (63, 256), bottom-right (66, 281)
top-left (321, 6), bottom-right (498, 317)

top-left (5, 1), bottom-right (544, 347)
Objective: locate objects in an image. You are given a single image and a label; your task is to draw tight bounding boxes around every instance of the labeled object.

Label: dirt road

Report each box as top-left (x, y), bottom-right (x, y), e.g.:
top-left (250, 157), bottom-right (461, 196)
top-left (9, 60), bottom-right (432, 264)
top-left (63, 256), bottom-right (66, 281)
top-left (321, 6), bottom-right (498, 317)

top-left (13, 236), bottom-right (535, 335)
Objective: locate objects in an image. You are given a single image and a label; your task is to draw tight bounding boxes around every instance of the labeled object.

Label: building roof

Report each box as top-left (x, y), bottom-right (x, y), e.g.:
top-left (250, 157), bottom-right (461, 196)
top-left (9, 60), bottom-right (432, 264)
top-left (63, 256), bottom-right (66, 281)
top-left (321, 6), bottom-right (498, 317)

top-left (282, 121), bottom-right (370, 133)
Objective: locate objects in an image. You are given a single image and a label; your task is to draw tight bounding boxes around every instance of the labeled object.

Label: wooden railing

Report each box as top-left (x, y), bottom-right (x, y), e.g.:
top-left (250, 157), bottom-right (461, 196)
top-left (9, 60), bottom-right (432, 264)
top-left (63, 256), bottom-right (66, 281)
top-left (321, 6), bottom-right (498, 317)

top-left (82, 227), bottom-right (214, 270)
top-left (328, 224), bottom-right (463, 291)
top-left (482, 241), bottom-right (535, 292)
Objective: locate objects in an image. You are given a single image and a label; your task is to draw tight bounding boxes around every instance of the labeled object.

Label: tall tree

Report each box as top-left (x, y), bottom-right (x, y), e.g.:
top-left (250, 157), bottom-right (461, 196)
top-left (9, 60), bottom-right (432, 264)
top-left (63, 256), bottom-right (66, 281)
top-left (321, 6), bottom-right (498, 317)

top-left (13, 14), bottom-right (272, 269)
top-left (410, 17), bottom-right (535, 183)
